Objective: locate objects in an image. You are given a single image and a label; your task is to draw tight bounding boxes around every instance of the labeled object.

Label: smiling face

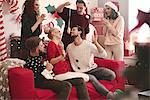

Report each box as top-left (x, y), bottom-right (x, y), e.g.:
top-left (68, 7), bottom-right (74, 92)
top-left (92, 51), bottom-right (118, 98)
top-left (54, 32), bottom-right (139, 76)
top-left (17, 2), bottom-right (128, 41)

top-left (52, 28), bottom-right (62, 40)
top-left (76, 3), bottom-right (86, 15)
top-left (104, 5), bottom-right (112, 17)
top-left (71, 27), bottom-right (80, 37)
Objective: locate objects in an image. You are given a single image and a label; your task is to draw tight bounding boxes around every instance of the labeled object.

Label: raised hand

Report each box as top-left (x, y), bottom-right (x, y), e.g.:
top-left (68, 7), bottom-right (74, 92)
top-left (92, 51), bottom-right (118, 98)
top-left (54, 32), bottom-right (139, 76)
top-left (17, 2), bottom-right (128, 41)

top-left (67, 27), bottom-right (71, 34)
top-left (92, 30), bottom-right (98, 44)
top-left (64, 2), bottom-right (71, 6)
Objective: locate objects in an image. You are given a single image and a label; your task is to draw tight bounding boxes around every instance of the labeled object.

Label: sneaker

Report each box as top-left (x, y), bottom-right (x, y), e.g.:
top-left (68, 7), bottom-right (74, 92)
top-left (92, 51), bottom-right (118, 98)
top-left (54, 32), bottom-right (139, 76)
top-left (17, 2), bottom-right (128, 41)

top-left (114, 89), bottom-right (124, 95)
top-left (114, 89), bottom-right (124, 99)
top-left (107, 89), bottom-right (124, 100)
top-left (107, 92), bottom-right (115, 100)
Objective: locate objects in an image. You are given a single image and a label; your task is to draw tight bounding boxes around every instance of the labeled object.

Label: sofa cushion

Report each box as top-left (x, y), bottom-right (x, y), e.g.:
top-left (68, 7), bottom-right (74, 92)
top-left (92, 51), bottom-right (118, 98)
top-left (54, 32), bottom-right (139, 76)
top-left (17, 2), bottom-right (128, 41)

top-left (94, 58), bottom-right (124, 71)
top-left (35, 88), bottom-right (56, 99)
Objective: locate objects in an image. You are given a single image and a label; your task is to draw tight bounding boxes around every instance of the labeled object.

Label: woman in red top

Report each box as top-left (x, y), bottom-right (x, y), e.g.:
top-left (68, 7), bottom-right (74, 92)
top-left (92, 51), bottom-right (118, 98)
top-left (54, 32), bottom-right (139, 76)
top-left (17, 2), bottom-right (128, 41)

top-left (46, 27), bottom-right (90, 100)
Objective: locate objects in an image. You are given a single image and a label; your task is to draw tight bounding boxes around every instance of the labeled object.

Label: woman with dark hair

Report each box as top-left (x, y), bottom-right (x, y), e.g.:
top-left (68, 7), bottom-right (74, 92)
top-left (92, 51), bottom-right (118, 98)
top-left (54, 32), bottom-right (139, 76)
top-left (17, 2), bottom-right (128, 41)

top-left (103, 1), bottom-right (125, 61)
top-left (21, 0), bottom-right (45, 60)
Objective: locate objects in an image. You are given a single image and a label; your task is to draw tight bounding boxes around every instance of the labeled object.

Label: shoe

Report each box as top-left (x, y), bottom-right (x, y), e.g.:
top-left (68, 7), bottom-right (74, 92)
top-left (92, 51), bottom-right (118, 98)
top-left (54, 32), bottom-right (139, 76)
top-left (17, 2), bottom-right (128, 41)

top-left (114, 89), bottom-right (124, 99)
top-left (107, 92), bottom-right (115, 100)
top-left (114, 89), bottom-right (124, 95)
top-left (107, 89), bottom-right (124, 100)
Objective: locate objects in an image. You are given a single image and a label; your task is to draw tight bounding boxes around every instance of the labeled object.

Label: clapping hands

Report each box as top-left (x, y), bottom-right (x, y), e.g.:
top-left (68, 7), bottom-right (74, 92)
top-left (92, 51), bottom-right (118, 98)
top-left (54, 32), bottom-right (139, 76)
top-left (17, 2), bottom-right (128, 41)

top-left (64, 2), bottom-right (71, 6)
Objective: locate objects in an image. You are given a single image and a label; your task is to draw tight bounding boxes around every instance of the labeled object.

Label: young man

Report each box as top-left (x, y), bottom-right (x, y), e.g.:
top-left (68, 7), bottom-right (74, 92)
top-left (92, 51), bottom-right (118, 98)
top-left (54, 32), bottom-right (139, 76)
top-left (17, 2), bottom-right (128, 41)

top-left (56, 0), bottom-right (90, 49)
top-left (67, 25), bottom-right (118, 99)
top-left (24, 36), bottom-right (71, 100)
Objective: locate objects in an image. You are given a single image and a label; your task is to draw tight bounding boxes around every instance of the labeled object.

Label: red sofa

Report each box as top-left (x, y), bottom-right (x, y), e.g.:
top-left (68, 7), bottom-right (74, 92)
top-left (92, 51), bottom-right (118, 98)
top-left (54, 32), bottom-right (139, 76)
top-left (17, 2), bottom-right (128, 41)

top-left (8, 58), bottom-right (125, 100)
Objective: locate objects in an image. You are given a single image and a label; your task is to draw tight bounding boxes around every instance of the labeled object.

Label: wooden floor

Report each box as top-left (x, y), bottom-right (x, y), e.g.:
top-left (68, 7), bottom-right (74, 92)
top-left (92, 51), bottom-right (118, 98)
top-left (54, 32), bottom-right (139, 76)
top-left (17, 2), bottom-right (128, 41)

top-left (118, 85), bottom-right (150, 100)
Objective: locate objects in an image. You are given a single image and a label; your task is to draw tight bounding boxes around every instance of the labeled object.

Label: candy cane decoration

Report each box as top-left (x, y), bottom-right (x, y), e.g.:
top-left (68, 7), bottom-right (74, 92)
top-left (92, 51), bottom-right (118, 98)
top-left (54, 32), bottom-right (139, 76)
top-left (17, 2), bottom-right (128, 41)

top-left (0, 0), bottom-right (20, 61)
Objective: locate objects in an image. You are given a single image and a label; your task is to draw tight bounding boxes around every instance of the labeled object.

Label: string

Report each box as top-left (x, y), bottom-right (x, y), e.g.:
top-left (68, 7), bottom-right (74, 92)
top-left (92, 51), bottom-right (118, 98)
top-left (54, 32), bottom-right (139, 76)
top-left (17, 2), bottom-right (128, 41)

top-left (68, 9), bottom-right (71, 29)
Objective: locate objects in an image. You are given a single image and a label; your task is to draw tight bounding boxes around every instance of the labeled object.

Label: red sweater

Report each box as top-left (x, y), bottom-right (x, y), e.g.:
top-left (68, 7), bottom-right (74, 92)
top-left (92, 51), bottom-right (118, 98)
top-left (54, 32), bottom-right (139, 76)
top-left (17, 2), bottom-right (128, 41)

top-left (47, 41), bottom-right (71, 74)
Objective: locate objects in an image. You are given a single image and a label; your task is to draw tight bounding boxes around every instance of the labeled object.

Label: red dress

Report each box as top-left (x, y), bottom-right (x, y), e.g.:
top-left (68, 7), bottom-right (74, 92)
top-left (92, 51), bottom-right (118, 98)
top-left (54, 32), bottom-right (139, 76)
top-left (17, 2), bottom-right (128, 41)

top-left (47, 41), bottom-right (71, 75)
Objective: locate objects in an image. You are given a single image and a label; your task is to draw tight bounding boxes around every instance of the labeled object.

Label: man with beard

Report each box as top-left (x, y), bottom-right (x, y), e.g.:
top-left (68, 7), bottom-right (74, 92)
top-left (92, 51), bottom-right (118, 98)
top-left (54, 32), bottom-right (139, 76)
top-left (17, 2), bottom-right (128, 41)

top-left (67, 25), bottom-right (121, 99)
top-left (56, 0), bottom-right (90, 50)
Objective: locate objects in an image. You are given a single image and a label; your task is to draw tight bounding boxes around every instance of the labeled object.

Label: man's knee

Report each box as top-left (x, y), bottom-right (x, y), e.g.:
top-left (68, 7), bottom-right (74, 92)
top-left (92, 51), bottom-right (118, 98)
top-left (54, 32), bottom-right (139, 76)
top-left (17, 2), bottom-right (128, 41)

top-left (88, 74), bottom-right (97, 81)
top-left (109, 71), bottom-right (116, 81)
top-left (62, 81), bottom-right (72, 90)
top-left (72, 78), bottom-right (85, 85)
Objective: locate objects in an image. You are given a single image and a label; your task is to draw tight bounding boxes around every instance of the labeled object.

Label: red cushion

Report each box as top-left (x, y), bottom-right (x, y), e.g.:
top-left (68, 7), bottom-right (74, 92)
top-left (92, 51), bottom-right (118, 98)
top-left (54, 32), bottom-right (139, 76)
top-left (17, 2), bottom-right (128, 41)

top-left (8, 67), bottom-right (36, 99)
top-left (94, 58), bottom-right (124, 71)
top-left (35, 88), bottom-right (56, 100)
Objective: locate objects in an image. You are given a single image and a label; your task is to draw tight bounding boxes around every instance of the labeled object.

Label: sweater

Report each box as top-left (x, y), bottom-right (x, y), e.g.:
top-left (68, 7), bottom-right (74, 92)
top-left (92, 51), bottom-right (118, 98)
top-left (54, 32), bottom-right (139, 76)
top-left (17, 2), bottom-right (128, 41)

top-left (104, 15), bottom-right (125, 45)
top-left (67, 40), bottom-right (107, 72)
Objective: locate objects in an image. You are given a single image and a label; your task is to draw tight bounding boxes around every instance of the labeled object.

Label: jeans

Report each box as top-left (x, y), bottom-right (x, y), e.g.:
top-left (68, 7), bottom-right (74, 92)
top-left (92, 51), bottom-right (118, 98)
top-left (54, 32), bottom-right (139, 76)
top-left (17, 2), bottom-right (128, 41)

top-left (35, 79), bottom-right (72, 100)
top-left (66, 78), bottom-right (90, 100)
top-left (86, 67), bottom-right (116, 96)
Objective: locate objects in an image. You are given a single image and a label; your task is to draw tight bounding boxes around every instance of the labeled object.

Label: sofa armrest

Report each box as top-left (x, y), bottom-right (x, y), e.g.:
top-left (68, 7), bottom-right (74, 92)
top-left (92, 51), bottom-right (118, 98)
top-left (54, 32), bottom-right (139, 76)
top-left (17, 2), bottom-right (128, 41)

top-left (94, 58), bottom-right (125, 90)
top-left (8, 67), bottom-right (36, 99)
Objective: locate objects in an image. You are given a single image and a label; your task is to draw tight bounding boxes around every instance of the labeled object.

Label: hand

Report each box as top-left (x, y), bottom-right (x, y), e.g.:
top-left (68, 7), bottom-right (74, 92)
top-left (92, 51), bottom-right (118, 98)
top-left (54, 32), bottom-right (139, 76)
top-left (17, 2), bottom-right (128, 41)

top-left (102, 18), bottom-right (110, 27)
top-left (60, 55), bottom-right (65, 61)
top-left (67, 27), bottom-right (71, 34)
top-left (41, 14), bottom-right (46, 18)
top-left (92, 30), bottom-right (98, 44)
top-left (62, 50), bottom-right (66, 57)
top-left (45, 61), bottom-right (53, 71)
top-left (64, 2), bottom-right (71, 6)
top-left (37, 14), bottom-right (46, 24)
